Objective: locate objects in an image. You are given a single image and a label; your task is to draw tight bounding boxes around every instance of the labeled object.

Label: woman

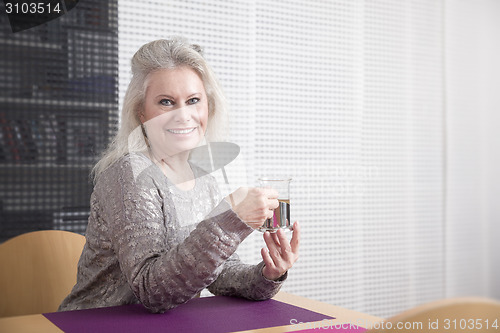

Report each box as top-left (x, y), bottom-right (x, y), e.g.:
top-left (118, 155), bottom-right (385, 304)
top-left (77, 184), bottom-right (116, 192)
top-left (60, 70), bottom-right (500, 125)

top-left (59, 37), bottom-right (300, 313)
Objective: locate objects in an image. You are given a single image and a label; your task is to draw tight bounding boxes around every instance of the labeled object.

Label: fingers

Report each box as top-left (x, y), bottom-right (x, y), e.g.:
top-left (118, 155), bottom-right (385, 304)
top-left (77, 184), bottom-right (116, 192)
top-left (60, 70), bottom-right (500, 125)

top-left (271, 230), bottom-right (281, 247)
top-left (261, 247), bottom-right (275, 270)
top-left (276, 229), bottom-right (293, 260)
top-left (266, 209), bottom-right (274, 220)
top-left (261, 187), bottom-right (279, 199)
top-left (267, 197), bottom-right (279, 209)
top-left (261, 234), bottom-right (281, 280)
top-left (262, 222), bottom-right (300, 262)
top-left (263, 231), bottom-right (280, 256)
top-left (261, 188), bottom-right (278, 220)
top-left (261, 229), bottom-right (298, 281)
top-left (263, 229), bottom-right (296, 265)
top-left (290, 221), bottom-right (300, 253)
top-left (228, 187), bottom-right (278, 226)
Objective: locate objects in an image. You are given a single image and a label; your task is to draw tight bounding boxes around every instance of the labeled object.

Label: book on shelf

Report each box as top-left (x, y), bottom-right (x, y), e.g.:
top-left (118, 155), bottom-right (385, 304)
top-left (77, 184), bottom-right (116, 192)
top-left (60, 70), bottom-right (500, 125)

top-left (37, 114), bottom-right (58, 163)
top-left (0, 112), bottom-right (107, 165)
top-left (0, 124), bottom-right (7, 162)
top-left (0, 112), bottom-right (20, 163)
top-left (29, 119), bottom-right (44, 160)
top-left (17, 119), bottom-right (38, 162)
top-left (66, 116), bottom-right (101, 164)
top-left (53, 115), bottom-right (67, 164)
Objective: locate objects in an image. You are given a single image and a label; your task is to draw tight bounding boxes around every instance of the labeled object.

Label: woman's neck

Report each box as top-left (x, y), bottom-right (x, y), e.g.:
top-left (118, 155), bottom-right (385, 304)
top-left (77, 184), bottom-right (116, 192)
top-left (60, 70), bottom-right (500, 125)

top-left (150, 152), bottom-right (195, 191)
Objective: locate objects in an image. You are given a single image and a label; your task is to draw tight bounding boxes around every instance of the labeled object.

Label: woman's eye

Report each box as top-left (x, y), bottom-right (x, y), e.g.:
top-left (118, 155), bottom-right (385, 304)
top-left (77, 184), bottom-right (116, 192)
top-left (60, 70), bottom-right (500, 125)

top-left (159, 99), bottom-right (173, 106)
top-left (187, 97), bottom-right (200, 105)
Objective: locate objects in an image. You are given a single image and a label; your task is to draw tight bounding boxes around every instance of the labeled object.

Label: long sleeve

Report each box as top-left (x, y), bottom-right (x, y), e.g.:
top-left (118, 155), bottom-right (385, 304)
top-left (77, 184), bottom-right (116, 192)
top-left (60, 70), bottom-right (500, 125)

top-left (58, 153), bottom-right (286, 313)
top-left (102, 156), bottom-right (254, 313)
top-left (207, 254), bottom-right (286, 300)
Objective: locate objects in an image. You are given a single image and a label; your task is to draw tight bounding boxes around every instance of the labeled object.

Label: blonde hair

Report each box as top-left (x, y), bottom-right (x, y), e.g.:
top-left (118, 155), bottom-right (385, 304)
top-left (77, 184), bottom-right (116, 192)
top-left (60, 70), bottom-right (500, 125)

top-left (92, 37), bottom-right (228, 182)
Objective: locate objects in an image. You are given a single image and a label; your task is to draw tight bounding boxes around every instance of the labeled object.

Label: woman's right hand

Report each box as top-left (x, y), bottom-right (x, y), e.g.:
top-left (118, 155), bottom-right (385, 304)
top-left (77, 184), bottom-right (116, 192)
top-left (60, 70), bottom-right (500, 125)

top-left (225, 187), bottom-right (279, 229)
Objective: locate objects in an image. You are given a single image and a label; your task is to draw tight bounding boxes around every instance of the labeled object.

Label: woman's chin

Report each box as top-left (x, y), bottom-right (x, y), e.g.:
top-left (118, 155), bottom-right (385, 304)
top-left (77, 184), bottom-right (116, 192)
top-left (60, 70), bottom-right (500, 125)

top-left (154, 142), bottom-right (202, 159)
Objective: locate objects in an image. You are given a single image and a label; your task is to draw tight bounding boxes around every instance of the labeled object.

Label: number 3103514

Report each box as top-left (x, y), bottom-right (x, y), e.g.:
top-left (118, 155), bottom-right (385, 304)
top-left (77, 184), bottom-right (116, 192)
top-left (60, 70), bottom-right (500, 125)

top-left (5, 2), bottom-right (62, 14)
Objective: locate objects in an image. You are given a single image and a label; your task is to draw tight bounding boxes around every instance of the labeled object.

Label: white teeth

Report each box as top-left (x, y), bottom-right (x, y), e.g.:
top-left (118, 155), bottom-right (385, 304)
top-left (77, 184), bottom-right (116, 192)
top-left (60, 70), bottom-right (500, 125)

top-left (167, 128), bottom-right (195, 134)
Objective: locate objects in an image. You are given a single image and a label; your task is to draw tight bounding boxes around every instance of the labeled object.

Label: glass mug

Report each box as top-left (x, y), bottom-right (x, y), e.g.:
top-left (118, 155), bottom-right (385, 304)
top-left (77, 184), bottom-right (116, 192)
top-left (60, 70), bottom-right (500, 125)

top-left (257, 178), bottom-right (292, 232)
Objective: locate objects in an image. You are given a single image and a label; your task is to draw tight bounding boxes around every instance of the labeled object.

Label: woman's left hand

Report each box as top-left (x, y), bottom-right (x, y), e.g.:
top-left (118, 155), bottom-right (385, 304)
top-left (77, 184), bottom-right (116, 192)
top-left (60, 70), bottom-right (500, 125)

top-left (261, 221), bottom-right (300, 280)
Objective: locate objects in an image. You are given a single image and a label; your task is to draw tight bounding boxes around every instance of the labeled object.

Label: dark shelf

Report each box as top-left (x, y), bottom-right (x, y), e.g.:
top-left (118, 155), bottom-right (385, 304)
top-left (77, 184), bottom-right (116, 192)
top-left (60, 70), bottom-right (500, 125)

top-left (0, 0), bottom-right (118, 242)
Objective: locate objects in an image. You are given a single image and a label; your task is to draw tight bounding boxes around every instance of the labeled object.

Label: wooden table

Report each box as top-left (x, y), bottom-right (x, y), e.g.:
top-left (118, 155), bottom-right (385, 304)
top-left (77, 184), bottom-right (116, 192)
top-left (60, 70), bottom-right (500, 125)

top-left (0, 292), bottom-right (382, 333)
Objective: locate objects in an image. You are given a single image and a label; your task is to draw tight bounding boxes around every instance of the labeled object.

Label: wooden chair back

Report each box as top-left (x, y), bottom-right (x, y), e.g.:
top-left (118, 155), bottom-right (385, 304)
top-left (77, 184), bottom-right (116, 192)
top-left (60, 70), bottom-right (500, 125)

top-left (0, 230), bottom-right (85, 317)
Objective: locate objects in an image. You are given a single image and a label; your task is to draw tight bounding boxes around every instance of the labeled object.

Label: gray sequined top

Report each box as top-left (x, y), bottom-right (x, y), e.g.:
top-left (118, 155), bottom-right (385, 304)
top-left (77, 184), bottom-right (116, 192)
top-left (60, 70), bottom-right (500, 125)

top-left (58, 153), bottom-right (285, 313)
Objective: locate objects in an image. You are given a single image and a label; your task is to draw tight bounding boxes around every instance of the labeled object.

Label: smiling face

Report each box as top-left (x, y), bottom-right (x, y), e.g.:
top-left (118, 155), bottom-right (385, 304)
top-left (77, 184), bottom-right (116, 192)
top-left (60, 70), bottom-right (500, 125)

top-left (140, 66), bottom-right (209, 160)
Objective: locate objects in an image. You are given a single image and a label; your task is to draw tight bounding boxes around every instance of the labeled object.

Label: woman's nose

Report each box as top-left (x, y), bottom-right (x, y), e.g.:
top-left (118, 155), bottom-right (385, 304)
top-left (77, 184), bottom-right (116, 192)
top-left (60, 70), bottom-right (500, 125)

top-left (173, 105), bottom-right (194, 123)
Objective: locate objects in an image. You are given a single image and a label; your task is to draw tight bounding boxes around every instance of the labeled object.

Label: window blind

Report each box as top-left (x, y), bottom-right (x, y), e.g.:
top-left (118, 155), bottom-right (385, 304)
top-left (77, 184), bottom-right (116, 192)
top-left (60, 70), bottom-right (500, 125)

top-left (444, 0), bottom-right (500, 299)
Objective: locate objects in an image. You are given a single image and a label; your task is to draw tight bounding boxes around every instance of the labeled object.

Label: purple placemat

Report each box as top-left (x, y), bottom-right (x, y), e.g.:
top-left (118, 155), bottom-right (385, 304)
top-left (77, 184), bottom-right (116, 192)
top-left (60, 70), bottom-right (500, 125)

top-left (44, 296), bottom-right (335, 333)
